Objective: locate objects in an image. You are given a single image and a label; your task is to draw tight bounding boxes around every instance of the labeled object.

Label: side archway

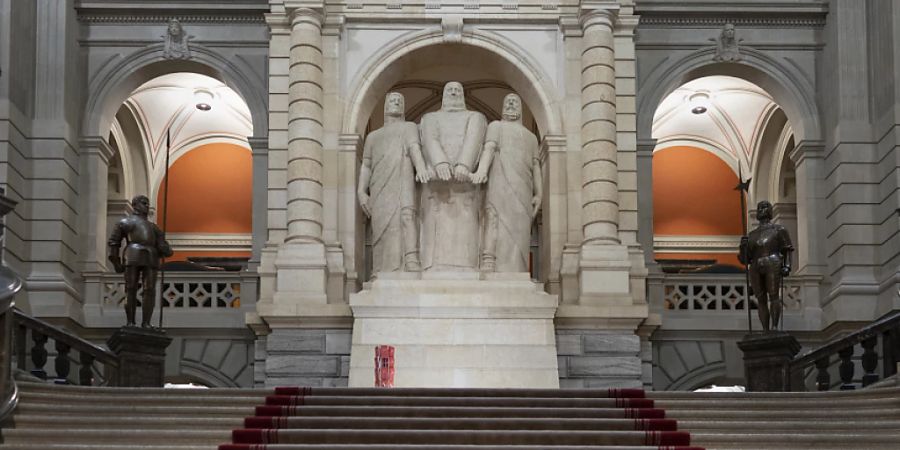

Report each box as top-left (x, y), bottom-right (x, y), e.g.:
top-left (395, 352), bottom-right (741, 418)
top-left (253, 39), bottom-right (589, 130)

top-left (638, 48), bottom-right (820, 145)
top-left (83, 44), bottom-right (267, 140)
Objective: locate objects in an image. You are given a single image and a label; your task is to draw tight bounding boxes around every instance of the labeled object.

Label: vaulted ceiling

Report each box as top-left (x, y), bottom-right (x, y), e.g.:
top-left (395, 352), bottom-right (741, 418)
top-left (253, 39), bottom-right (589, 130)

top-left (652, 75), bottom-right (780, 174)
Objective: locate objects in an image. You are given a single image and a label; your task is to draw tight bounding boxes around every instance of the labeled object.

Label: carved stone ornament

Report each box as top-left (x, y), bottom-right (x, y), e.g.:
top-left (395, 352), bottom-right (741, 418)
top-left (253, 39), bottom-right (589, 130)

top-left (710, 23), bottom-right (743, 62)
top-left (162, 19), bottom-right (192, 60)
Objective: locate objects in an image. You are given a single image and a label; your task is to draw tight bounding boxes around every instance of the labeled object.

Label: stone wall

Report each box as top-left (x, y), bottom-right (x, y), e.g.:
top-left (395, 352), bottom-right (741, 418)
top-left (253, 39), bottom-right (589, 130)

top-left (263, 329), bottom-right (351, 387)
top-left (556, 330), bottom-right (642, 388)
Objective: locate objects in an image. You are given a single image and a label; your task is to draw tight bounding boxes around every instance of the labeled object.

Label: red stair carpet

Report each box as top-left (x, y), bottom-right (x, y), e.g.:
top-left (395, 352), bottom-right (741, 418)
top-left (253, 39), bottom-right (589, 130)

top-left (219, 387), bottom-right (703, 450)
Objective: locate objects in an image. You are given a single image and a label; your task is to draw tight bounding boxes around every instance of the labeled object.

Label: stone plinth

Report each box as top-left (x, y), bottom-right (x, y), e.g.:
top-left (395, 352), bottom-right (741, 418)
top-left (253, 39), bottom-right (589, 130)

top-left (738, 331), bottom-right (801, 392)
top-left (107, 326), bottom-right (173, 387)
top-left (348, 272), bottom-right (559, 388)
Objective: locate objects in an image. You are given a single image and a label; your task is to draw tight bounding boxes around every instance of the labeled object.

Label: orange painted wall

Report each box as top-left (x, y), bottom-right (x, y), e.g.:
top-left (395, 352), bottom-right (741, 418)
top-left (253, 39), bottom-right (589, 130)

top-left (156, 143), bottom-right (252, 261)
top-left (653, 146), bottom-right (742, 265)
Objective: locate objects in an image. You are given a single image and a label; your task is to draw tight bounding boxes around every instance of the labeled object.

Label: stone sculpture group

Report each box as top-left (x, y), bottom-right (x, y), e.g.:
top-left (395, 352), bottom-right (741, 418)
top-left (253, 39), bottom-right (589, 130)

top-left (358, 82), bottom-right (542, 276)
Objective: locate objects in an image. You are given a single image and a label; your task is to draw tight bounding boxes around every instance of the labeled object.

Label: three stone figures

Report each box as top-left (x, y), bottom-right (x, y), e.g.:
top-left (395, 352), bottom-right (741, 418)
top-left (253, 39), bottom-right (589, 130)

top-left (357, 83), bottom-right (542, 276)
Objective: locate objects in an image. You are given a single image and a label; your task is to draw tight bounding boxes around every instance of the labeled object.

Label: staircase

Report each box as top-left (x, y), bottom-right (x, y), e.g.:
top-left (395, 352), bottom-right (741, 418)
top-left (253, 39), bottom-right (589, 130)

top-left (2, 380), bottom-right (899, 450)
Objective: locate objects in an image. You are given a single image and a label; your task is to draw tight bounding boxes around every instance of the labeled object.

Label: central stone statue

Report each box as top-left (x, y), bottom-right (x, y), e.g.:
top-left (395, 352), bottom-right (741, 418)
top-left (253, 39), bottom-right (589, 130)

top-left (418, 82), bottom-right (487, 271)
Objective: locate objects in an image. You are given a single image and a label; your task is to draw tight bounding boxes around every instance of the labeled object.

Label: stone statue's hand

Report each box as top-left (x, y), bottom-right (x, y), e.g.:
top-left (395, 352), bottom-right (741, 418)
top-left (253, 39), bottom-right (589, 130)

top-left (453, 165), bottom-right (471, 182)
top-left (435, 163), bottom-right (452, 181)
top-left (415, 167), bottom-right (432, 183)
top-left (358, 192), bottom-right (372, 218)
top-left (531, 195), bottom-right (541, 218)
top-left (470, 170), bottom-right (488, 184)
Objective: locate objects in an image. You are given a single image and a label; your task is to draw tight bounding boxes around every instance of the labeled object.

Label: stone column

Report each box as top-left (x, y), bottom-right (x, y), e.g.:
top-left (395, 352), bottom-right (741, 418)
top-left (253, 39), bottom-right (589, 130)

top-left (286, 8), bottom-right (325, 244)
top-left (540, 135), bottom-right (568, 297)
top-left (580, 7), bottom-right (620, 246)
top-left (789, 140), bottom-right (825, 323)
top-left (575, 4), bottom-right (634, 307)
top-left (77, 137), bottom-right (113, 273)
top-left (268, 7), bottom-right (331, 310)
top-left (248, 137), bottom-right (268, 269)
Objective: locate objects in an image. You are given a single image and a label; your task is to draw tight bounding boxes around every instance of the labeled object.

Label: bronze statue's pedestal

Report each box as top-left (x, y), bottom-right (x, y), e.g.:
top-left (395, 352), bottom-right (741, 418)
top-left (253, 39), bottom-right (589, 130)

top-left (107, 327), bottom-right (172, 387)
top-left (738, 331), bottom-right (801, 392)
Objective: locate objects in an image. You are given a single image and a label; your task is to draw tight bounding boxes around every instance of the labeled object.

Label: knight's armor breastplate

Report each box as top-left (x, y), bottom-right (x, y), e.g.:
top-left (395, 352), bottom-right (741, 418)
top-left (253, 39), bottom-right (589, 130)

top-left (748, 224), bottom-right (783, 269)
top-left (123, 217), bottom-right (159, 267)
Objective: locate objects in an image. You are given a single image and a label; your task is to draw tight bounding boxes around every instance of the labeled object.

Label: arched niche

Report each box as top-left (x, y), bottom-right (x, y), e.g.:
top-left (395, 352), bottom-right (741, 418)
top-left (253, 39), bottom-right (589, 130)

top-left (344, 36), bottom-right (563, 137)
top-left (344, 38), bottom-right (560, 283)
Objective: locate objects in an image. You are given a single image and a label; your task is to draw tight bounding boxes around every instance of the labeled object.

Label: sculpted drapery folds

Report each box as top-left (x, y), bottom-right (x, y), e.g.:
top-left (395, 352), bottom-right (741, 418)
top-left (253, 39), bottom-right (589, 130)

top-left (358, 92), bottom-right (431, 274)
top-left (418, 82), bottom-right (487, 271)
top-left (471, 94), bottom-right (542, 272)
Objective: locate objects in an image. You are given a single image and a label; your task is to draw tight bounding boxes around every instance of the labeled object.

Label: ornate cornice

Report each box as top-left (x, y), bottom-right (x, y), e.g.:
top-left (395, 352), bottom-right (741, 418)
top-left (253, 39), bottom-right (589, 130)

top-left (167, 233), bottom-right (253, 251)
top-left (78, 13), bottom-right (265, 24)
top-left (640, 16), bottom-right (825, 28)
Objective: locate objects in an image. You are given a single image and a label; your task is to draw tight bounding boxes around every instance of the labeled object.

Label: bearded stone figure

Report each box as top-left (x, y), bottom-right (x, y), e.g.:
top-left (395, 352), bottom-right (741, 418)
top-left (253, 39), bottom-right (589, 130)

top-left (358, 92), bottom-right (431, 274)
top-left (470, 94), bottom-right (542, 272)
top-left (739, 200), bottom-right (794, 331)
top-left (418, 82), bottom-right (487, 271)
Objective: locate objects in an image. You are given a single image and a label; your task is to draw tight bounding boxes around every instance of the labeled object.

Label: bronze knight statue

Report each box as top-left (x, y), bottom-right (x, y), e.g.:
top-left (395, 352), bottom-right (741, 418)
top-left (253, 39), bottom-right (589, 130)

top-left (739, 200), bottom-right (794, 332)
top-left (108, 195), bottom-right (173, 328)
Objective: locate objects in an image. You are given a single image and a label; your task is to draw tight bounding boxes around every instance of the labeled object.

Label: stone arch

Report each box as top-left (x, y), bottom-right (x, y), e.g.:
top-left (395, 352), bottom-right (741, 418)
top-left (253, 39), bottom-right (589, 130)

top-left (667, 361), bottom-right (729, 391)
top-left (83, 44), bottom-right (267, 140)
top-left (343, 29), bottom-right (564, 137)
top-left (638, 47), bottom-right (820, 146)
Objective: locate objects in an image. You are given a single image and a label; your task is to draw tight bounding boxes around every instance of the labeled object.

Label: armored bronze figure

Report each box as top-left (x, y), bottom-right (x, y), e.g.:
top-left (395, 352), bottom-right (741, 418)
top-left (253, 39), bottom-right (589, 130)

top-left (108, 195), bottom-right (173, 328)
top-left (739, 200), bottom-right (794, 332)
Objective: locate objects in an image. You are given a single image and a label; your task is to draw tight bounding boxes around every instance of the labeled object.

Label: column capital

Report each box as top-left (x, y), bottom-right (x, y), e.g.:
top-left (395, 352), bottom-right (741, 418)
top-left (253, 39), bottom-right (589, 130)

top-left (287, 3), bottom-right (324, 28)
top-left (789, 140), bottom-right (824, 165)
top-left (636, 138), bottom-right (658, 155)
top-left (247, 136), bottom-right (268, 154)
top-left (265, 13), bottom-right (291, 32)
top-left (79, 136), bottom-right (115, 164)
top-left (540, 134), bottom-right (567, 151)
top-left (579, 1), bottom-right (620, 30)
top-left (339, 134), bottom-right (363, 153)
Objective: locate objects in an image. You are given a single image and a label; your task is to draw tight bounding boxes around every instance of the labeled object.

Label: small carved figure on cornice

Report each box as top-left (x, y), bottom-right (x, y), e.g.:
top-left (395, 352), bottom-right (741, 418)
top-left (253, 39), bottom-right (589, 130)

top-left (163, 19), bottom-right (192, 60)
top-left (710, 23), bottom-right (743, 62)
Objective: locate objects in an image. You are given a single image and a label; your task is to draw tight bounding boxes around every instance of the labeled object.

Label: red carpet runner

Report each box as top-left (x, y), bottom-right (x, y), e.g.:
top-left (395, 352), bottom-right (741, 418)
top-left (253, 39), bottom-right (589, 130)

top-left (220, 387), bottom-right (703, 450)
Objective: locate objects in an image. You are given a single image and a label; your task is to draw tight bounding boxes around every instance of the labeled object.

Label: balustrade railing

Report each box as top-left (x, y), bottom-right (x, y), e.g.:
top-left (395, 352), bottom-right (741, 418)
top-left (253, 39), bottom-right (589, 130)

top-left (0, 268), bottom-right (22, 423)
top-left (789, 310), bottom-right (900, 391)
top-left (12, 310), bottom-right (119, 386)
top-left (658, 274), bottom-right (802, 312)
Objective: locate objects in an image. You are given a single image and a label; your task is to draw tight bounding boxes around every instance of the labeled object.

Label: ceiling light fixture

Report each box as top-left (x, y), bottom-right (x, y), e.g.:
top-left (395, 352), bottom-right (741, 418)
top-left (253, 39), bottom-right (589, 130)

top-left (688, 92), bottom-right (710, 115)
top-left (193, 88), bottom-right (214, 112)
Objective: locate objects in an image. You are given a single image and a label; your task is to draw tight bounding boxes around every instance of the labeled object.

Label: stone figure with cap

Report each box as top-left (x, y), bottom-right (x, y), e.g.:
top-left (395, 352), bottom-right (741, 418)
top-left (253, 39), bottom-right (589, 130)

top-left (469, 93), bottom-right (542, 272)
top-left (108, 195), bottom-right (174, 328)
top-left (739, 200), bottom-right (794, 332)
top-left (418, 81), bottom-right (487, 271)
top-left (358, 92), bottom-right (431, 275)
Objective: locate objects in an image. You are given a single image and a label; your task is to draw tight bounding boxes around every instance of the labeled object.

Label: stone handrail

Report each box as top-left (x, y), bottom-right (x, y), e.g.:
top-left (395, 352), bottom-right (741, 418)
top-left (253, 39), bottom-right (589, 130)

top-left (790, 310), bottom-right (900, 391)
top-left (0, 267), bottom-right (23, 423)
top-left (13, 309), bottom-right (120, 383)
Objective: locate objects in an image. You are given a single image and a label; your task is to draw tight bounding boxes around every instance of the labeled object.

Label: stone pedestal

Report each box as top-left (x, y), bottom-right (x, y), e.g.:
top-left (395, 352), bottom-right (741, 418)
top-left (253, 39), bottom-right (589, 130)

top-left (107, 326), bottom-right (173, 387)
top-left (738, 331), bottom-right (801, 392)
top-left (348, 272), bottom-right (559, 388)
